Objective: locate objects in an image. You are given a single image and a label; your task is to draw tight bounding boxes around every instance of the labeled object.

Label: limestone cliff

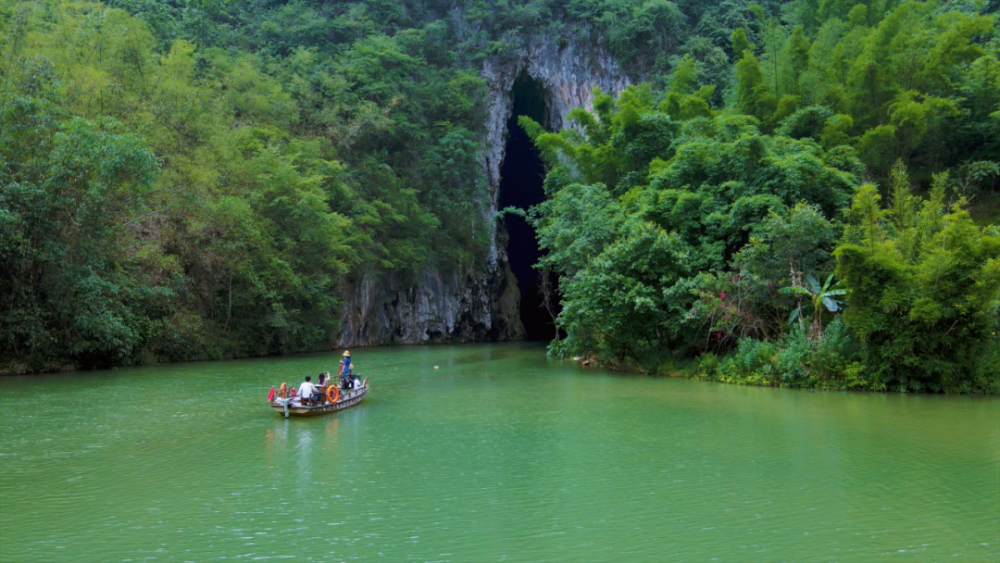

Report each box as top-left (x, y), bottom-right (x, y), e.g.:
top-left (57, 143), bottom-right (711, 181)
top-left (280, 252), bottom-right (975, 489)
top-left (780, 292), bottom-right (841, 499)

top-left (335, 35), bottom-right (629, 347)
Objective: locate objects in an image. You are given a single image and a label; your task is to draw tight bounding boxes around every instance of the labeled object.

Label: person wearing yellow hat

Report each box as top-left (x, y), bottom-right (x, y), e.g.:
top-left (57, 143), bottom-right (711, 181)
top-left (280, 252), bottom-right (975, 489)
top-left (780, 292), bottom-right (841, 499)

top-left (338, 350), bottom-right (354, 389)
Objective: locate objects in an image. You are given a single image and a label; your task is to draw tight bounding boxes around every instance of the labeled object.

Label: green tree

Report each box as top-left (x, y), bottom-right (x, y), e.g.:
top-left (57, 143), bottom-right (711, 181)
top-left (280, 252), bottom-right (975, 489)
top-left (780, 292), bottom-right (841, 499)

top-left (835, 169), bottom-right (1000, 392)
top-left (731, 27), bottom-right (755, 56)
top-left (735, 51), bottom-right (776, 124)
top-left (780, 274), bottom-right (846, 340)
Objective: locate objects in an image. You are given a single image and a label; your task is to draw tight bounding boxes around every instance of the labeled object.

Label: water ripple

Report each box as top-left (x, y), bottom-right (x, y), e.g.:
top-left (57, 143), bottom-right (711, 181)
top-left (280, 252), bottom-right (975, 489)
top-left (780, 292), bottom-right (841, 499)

top-left (1, 343), bottom-right (998, 562)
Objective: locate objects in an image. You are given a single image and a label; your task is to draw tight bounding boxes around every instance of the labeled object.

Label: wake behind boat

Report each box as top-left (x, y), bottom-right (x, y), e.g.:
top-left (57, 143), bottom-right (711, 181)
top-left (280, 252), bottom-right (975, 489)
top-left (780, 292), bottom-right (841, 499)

top-left (269, 377), bottom-right (369, 418)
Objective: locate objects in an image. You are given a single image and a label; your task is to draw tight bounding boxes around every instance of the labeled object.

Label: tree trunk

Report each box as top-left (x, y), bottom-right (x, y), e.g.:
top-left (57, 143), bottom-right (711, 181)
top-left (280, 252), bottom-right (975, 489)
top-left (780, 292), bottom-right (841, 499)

top-left (224, 270), bottom-right (232, 333)
top-left (809, 313), bottom-right (823, 342)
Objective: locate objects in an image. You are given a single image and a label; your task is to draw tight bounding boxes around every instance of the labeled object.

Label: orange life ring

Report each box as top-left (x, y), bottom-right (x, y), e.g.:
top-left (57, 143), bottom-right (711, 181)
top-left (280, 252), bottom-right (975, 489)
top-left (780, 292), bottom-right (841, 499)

top-left (326, 386), bottom-right (340, 404)
top-left (278, 382), bottom-right (287, 398)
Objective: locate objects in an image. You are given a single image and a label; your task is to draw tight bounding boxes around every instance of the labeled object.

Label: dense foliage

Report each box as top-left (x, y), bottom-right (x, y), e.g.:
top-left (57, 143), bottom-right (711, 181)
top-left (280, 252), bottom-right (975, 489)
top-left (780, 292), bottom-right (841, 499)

top-left (0, 0), bottom-right (818, 371)
top-left (2, 0), bottom-right (998, 392)
top-left (520, 0), bottom-right (1000, 392)
top-left (835, 168), bottom-right (1000, 391)
top-left (2, 0), bottom-right (494, 369)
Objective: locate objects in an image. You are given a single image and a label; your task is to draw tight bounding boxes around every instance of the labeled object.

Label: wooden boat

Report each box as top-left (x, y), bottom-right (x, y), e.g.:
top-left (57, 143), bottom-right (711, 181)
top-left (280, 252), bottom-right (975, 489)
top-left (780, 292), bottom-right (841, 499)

top-left (270, 378), bottom-right (369, 418)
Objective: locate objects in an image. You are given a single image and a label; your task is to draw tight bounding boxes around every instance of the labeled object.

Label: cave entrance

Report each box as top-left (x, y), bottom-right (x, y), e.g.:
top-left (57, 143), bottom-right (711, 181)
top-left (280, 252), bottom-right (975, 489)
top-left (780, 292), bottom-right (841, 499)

top-left (498, 73), bottom-right (561, 341)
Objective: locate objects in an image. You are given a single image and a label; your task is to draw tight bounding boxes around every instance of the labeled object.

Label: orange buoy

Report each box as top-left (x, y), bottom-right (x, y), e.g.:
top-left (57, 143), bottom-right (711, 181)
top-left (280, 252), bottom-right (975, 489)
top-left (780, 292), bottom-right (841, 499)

top-left (326, 386), bottom-right (340, 404)
top-left (278, 382), bottom-right (287, 398)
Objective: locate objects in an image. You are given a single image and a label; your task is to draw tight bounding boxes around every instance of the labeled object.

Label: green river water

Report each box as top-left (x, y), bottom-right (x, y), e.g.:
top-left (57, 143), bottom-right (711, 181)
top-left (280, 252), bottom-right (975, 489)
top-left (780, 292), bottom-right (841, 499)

top-left (1, 343), bottom-right (998, 562)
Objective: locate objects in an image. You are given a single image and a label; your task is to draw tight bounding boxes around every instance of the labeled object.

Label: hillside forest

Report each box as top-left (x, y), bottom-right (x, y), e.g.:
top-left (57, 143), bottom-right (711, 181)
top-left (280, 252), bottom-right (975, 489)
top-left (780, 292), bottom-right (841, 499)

top-left (1, 0), bottom-right (998, 391)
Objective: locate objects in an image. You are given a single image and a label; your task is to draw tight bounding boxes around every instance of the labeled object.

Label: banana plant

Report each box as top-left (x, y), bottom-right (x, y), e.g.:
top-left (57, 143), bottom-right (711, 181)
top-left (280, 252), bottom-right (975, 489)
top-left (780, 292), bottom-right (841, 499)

top-left (780, 274), bottom-right (846, 341)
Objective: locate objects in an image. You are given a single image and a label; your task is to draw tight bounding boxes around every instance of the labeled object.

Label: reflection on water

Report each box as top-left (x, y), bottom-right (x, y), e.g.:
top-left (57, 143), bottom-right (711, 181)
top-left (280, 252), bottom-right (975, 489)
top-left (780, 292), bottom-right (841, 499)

top-left (326, 416), bottom-right (339, 439)
top-left (1, 342), bottom-right (998, 561)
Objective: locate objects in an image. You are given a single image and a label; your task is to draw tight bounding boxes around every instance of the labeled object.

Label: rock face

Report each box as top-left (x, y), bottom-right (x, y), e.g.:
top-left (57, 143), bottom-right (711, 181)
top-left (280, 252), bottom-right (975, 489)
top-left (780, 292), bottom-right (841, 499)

top-left (335, 35), bottom-right (628, 347)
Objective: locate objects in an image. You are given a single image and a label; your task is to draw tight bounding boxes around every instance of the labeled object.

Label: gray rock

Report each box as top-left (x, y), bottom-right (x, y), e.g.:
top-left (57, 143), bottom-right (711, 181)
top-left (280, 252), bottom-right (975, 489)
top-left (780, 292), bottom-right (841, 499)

top-left (335, 35), bottom-right (628, 347)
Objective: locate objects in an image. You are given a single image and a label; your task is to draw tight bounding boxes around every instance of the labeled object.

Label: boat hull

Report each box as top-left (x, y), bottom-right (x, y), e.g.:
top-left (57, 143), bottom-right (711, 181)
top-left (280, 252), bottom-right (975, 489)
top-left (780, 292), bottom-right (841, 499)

top-left (271, 379), bottom-right (368, 417)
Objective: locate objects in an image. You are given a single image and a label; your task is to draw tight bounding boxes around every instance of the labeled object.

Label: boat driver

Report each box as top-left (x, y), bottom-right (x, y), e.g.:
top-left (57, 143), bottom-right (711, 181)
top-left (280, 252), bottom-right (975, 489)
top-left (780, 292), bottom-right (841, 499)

top-left (298, 376), bottom-right (320, 404)
top-left (339, 351), bottom-right (353, 389)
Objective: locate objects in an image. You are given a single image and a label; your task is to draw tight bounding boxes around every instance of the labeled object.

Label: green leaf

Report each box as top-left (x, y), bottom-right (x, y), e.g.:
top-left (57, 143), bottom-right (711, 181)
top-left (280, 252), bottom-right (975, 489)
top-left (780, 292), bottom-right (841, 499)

top-left (779, 285), bottom-right (812, 296)
top-left (787, 307), bottom-right (801, 326)
top-left (821, 296), bottom-right (841, 312)
top-left (822, 273), bottom-right (835, 292)
top-left (806, 275), bottom-right (821, 294)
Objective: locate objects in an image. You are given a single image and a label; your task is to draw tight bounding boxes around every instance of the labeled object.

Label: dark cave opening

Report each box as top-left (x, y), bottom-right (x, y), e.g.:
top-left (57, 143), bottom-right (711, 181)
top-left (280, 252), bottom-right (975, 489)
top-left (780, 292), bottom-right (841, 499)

top-left (498, 73), bottom-right (561, 341)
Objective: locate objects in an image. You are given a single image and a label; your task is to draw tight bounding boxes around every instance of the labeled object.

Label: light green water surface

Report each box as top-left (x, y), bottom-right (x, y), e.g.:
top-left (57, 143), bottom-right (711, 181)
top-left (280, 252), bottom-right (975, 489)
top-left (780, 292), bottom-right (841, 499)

top-left (1, 343), bottom-right (998, 562)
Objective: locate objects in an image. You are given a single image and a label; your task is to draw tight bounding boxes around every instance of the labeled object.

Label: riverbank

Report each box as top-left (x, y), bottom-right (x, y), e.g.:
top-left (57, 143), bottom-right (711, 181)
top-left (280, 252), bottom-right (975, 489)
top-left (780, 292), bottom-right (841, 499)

top-left (10, 336), bottom-right (998, 395)
top-left (0, 340), bottom-right (463, 377)
top-left (579, 348), bottom-right (999, 395)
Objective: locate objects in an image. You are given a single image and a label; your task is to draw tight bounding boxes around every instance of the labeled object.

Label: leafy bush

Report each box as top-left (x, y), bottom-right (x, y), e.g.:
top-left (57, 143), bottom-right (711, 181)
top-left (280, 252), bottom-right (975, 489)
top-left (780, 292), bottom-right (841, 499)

top-left (695, 319), bottom-right (865, 389)
top-left (714, 338), bottom-right (780, 386)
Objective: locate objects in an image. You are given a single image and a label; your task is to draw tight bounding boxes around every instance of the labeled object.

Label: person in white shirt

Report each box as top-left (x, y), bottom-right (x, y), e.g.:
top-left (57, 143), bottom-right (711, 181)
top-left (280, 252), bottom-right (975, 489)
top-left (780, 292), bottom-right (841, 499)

top-left (298, 376), bottom-right (319, 403)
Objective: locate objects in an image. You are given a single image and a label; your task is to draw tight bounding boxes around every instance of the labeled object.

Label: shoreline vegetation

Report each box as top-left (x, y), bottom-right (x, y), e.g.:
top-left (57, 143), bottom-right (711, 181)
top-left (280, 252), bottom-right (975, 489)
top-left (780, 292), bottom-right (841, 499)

top-left (2, 0), bottom-right (998, 392)
top-left (515, 3), bottom-right (1000, 394)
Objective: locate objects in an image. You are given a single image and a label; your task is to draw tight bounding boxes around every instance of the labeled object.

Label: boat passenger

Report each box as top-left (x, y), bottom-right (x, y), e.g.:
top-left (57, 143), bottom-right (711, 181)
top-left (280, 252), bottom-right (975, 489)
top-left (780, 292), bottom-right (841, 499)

top-left (298, 376), bottom-right (320, 404)
top-left (317, 372), bottom-right (328, 387)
